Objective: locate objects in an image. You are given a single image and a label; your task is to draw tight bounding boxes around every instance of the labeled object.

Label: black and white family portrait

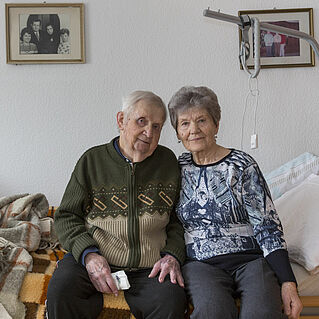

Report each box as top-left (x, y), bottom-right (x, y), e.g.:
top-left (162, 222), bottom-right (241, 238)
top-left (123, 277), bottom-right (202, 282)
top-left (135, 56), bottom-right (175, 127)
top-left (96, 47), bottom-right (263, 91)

top-left (19, 14), bottom-right (71, 55)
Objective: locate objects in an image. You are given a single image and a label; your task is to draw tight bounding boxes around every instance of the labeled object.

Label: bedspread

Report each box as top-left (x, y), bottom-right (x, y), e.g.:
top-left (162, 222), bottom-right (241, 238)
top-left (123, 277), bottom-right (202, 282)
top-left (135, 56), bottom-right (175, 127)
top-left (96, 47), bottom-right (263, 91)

top-left (19, 248), bottom-right (134, 319)
top-left (0, 193), bottom-right (51, 319)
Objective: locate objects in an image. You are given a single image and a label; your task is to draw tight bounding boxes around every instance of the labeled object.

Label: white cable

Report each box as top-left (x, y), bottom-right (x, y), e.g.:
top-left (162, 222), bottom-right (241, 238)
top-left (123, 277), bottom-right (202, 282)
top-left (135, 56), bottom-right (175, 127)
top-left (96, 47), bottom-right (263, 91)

top-left (240, 77), bottom-right (260, 150)
top-left (253, 88), bottom-right (259, 134)
top-left (249, 77), bottom-right (260, 134)
top-left (240, 89), bottom-right (251, 150)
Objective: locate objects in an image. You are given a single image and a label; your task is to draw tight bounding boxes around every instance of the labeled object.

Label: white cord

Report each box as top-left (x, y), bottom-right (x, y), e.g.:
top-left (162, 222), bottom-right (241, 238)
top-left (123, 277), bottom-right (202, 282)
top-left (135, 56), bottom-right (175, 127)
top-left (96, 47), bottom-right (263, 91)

top-left (240, 77), bottom-right (260, 150)
top-left (249, 77), bottom-right (260, 134)
top-left (240, 90), bottom-right (250, 150)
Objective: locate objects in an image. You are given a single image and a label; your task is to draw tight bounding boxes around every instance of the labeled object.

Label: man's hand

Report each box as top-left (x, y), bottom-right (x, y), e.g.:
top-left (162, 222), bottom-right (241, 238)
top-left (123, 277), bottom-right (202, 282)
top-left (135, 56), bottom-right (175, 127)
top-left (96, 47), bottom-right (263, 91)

top-left (148, 255), bottom-right (184, 288)
top-left (281, 282), bottom-right (303, 319)
top-left (85, 252), bottom-right (118, 296)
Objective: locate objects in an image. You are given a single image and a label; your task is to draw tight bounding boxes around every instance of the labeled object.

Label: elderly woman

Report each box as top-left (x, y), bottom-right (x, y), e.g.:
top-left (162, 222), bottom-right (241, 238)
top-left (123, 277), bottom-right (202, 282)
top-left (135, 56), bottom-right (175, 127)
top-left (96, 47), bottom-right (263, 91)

top-left (168, 86), bottom-right (302, 319)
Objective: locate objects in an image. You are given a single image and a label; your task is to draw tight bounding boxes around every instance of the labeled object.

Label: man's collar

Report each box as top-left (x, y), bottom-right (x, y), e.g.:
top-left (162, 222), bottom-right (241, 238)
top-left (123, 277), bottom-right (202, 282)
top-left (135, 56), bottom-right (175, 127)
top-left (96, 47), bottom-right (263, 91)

top-left (113, 137), bottom-right (132, 164)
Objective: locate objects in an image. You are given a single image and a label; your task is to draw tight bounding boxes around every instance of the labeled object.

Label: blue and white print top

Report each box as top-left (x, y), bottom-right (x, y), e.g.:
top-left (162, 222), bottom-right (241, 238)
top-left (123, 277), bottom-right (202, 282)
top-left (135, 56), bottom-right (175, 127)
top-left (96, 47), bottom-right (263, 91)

top-left (177, 149), bottom-right (287, 261)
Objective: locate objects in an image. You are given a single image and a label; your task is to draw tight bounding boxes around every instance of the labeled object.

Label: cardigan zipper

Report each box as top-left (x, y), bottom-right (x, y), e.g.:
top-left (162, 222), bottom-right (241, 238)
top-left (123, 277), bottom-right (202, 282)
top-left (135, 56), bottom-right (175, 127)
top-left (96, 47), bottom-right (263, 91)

top-left (127, 163), bottom-right (141, 268)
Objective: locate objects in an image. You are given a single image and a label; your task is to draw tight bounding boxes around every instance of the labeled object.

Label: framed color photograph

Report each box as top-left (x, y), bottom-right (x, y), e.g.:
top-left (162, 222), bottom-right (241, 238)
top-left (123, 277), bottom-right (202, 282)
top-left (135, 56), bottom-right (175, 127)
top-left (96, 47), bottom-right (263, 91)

top-left (6, 3), bottom-right (85, 64)
top-left (238, 8), bottom-right (314, 68)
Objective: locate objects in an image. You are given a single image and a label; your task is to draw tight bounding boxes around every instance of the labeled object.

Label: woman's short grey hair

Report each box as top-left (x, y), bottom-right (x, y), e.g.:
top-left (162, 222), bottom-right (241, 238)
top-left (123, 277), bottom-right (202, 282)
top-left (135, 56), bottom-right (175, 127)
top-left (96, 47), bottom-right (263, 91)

top-left (168, 86), bottom-right (221, 131)
top-left (122, 90), bottom-right (167, 122)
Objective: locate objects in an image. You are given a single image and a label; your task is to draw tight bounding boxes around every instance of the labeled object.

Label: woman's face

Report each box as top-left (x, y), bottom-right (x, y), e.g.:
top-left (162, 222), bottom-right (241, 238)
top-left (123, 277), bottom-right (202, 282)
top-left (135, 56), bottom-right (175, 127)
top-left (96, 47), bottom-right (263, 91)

top-left (61, 33), bottom-right (69, 42)
top-left (177, 106), bottom-right (219, 153)
top-left (46, 25), bottom-right (54, 35)
top-left (22, 32), bottom-right (32, 43)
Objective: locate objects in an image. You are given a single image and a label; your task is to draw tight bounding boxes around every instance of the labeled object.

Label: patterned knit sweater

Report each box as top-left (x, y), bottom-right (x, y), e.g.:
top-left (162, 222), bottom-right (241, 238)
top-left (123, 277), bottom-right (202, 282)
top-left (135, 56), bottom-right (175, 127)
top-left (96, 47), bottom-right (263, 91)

top-left (177, 149), bottom-right (287, 260)
top-left (54, 138), bottom-right (185, 268)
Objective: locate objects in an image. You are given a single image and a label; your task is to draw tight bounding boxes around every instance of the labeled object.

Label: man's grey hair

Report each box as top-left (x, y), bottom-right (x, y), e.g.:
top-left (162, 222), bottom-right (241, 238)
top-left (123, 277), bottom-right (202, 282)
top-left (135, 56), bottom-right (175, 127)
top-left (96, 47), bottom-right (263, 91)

top-left (122, 90), bottom-right (167, 122)
top-left (168, 86), bottom-right (221, 132)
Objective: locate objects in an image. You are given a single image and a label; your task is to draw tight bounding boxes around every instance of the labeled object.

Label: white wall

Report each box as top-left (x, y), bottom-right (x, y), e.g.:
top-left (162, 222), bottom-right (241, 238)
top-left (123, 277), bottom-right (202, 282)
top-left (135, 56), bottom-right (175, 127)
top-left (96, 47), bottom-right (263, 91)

top-left (1, 0), bottom-right (319, 205)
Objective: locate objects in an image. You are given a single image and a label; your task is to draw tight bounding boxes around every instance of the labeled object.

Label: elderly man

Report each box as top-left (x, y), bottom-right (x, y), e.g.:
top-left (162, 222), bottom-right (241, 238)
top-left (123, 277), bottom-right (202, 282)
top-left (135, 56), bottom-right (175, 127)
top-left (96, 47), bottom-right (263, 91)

top-left (47, 91), bottom-right (187, 319)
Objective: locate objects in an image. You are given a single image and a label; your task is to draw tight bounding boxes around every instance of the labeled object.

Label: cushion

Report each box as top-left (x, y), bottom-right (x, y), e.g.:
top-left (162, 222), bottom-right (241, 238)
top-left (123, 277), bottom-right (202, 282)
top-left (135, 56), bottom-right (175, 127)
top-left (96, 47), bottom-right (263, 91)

top-left (264, 152), bottom-right (319, 200)
top-left (275, 174), bottom-right (319, 274)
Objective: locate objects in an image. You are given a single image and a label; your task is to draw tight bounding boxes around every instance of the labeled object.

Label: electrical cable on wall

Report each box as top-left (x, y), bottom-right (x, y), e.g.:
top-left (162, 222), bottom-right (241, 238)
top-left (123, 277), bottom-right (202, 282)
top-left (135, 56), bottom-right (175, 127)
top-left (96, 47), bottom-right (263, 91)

top-left (203, 7), bottom-right (319, 150)
top-left (240, 77), bottom-right (260, 150)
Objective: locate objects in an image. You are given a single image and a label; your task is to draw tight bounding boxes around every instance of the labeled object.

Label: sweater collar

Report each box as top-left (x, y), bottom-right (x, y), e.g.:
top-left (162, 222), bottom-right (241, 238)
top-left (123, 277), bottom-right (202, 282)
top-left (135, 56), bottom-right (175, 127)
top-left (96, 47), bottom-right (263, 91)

top-left (108, 136), bottom-right (159, 166)
top-left (113, 137), bottom-right (132, 164)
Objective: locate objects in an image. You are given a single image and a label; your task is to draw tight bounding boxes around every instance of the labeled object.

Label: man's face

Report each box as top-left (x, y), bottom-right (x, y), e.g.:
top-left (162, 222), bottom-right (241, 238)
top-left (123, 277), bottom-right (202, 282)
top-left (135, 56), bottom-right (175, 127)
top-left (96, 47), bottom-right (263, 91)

top-left (117, 100), bottom-right (165, 161)
top-left (32, 21), bottom-right (41, 32)
top-left (46, 25), bottom-right (53, 35)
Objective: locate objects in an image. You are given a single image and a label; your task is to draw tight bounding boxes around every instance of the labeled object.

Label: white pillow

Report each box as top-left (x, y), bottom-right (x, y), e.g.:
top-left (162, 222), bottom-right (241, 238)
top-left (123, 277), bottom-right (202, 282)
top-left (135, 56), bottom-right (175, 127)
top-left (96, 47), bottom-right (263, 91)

top-left (265, 152), bottom-right (319, 200)
top-left (275, 174), bottom-right (319, 274)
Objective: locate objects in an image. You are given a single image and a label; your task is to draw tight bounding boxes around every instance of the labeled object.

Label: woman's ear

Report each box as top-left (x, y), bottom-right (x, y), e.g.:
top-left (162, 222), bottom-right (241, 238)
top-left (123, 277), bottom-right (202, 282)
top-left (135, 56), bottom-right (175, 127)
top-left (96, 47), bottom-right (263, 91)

top-left (215, 121), bottom-right (220, 134)
top-left (176, 129), bottom-right (182, 141)
top-left (117, 111), bottom-right (125, 130)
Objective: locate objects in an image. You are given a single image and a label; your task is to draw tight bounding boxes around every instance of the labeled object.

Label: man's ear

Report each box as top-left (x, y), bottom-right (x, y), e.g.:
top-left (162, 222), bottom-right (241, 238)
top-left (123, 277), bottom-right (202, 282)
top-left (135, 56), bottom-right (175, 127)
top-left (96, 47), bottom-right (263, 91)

top-left (117, 111), bottom-right (125, 130)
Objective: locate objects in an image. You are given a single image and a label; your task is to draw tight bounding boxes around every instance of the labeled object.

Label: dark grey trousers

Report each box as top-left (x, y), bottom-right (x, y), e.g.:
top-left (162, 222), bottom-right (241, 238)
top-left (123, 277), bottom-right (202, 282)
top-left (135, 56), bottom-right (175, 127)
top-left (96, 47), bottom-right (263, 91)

top-left (183, 258), bottom-right (287, 319)
top-left (46, 253), bottom-right (186, 319)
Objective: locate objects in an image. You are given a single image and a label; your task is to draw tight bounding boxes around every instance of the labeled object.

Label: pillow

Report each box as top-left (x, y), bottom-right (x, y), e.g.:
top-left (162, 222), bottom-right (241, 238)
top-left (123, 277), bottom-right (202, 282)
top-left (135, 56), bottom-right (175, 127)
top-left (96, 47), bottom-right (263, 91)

top-left (275, 174), bottom-right (319, 274)
top-left (265, 152), bottom-right (319, 200)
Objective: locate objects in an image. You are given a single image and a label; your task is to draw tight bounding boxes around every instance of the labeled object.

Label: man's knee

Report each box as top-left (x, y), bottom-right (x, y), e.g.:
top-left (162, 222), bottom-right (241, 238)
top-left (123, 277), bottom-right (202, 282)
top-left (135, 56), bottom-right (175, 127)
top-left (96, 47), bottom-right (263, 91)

top-left (148, 282), bottom-right (186, 318)
top-left (47, 275), bottom-right (73, 306)
top-left (191, 302), bottom-right (237, 319)
top-left (157, 282), bottom-right (186, 307)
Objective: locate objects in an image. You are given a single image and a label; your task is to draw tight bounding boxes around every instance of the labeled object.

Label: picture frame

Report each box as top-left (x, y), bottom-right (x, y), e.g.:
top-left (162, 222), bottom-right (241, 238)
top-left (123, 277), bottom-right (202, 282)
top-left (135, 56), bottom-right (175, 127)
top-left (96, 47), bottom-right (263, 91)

top-left (6, 3), bottom-right (85, 64)
top-left (238, 8), bottom-right (315, 69)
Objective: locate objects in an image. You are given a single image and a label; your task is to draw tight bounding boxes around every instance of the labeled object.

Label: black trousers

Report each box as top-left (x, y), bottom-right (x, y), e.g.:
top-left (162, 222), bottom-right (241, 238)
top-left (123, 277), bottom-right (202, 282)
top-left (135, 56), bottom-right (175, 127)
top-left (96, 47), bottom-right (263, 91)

top-left (47, 254), bottom-right (186, 319)
top-left (183, 258), bottom-right (286, 319)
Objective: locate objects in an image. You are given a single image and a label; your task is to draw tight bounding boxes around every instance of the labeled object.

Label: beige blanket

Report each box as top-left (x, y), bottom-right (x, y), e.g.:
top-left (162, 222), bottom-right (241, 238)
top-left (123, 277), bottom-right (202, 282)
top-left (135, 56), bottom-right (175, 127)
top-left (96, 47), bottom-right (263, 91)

top-left (0, 193), bottom-right (49, 319)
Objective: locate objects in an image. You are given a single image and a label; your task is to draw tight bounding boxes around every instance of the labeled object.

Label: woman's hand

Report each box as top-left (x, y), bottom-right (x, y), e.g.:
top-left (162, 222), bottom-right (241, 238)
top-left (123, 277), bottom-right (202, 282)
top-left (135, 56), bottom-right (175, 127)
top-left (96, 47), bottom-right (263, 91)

top-left (148, 254), bottom-right (184, 288)
top-left (281, 282), bottom-right (303, 319)
top-left (85, 252), bottom-right (118, 296)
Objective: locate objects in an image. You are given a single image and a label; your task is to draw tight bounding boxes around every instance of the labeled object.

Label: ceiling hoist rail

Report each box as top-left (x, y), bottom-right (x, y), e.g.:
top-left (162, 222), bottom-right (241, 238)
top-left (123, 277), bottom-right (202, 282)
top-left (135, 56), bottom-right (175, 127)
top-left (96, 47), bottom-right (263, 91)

top-left (203, 8), bottom-right (319, 78)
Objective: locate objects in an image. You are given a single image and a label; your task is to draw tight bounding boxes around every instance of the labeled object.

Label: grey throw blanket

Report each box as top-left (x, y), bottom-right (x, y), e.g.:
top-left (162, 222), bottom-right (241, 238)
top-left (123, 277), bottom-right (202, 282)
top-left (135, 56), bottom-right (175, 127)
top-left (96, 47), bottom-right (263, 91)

top-left (0, 193), bottom-right (49, 319)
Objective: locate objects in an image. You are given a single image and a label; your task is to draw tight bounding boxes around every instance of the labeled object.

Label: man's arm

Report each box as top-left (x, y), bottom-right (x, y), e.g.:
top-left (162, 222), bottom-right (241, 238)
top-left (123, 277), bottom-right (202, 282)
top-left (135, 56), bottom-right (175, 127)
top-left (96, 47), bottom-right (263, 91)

top-left (54, 172), bottom-right (97, 262)
top-left (149, 202), bottom-right (186, 287)
top-left (160, 209), bottom-right (186, 264)
top-left (148, 254), bottom-right (184, 287)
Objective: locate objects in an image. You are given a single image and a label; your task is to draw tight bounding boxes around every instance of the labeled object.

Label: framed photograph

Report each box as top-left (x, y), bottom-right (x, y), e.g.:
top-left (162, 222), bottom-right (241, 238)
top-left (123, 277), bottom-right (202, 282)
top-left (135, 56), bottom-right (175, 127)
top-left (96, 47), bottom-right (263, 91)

top-left (238, 8), bottom-right (314, 68)
top-left (6, 3), bottom-right (85, 64)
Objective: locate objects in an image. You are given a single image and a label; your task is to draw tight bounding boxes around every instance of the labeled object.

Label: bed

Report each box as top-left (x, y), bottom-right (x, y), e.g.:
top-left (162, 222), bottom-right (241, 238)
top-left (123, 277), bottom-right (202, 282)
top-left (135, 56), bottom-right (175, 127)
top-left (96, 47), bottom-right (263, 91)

top-left (264, 152), bottom-right (319, 318)
top-left (291, 262), bottom-right (319, 318)
top-left (1, 152), bottom-right (319, 318)
top-left (17, 249), bottom-right (319, 319)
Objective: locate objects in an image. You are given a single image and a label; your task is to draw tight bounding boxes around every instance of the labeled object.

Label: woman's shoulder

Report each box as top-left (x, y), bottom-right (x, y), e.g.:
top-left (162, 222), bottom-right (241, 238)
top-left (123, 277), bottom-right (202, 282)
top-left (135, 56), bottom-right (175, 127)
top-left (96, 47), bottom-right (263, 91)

top-left (177, 152), bottom-right (192, 166)
top-left (226, 149), bottom-right (257, 169)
